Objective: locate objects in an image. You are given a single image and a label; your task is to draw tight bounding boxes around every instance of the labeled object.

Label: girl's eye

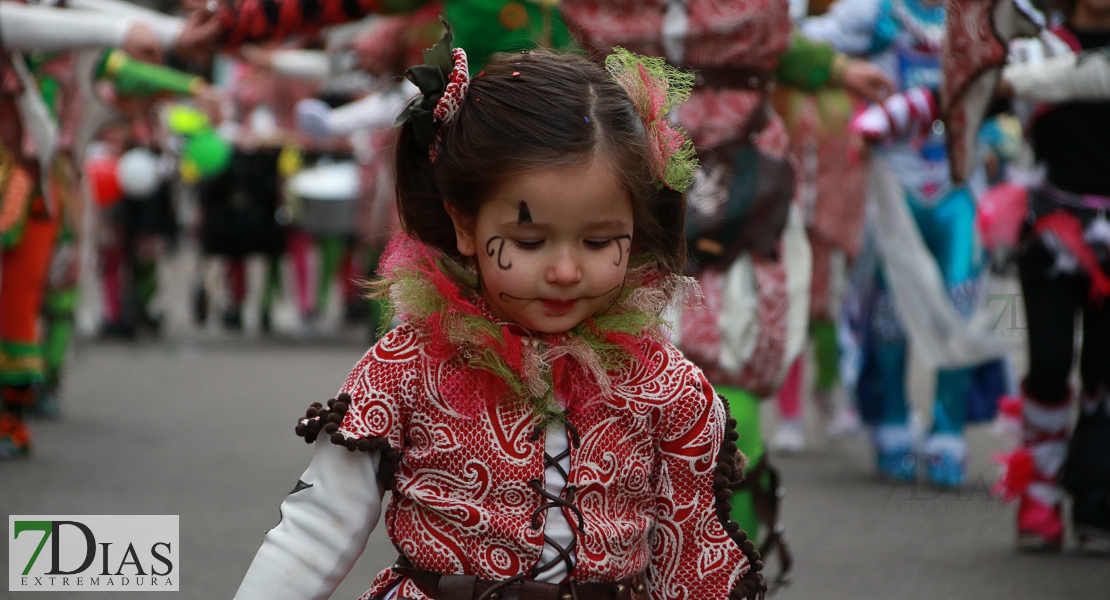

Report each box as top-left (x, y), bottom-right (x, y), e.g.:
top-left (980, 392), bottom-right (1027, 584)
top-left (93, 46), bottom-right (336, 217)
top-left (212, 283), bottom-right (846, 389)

top-left (584, 238), bottom-right (615, 249)
top-left (513, 239), bottom-right (544, 250)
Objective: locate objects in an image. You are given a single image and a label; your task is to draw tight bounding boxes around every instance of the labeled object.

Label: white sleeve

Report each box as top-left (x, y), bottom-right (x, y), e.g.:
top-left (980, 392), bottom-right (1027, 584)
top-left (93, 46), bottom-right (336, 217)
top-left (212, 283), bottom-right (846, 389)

top-left (234, 440), bottom-right (383, 600)
top-left (799, 0), bottom-right (882, 55)
top-left (270, 50), bottom-right (334, 81)
top-left (63, 0), bottom-right (185, 48)
top-left (0, 4), bottom-right (133, 52)
top-left (297, 79), bottom-right (418, 137)
top-left (1005, 51), bottom-right (1110, 103)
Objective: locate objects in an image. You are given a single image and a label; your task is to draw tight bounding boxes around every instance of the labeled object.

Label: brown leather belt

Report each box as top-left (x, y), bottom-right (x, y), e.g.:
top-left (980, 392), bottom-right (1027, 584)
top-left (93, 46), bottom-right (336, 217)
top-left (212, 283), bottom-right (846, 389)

top-left (389, 556), bottom-right (647, 600)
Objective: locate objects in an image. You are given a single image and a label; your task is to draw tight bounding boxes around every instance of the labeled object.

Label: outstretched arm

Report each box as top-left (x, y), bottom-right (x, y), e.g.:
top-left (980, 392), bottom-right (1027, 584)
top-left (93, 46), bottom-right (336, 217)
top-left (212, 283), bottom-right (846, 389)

top-left (777, 33), bottom-right (892, 103)
top-left (64, 0), bottom-right (186, 49)
top-left (0, 3), bottom-right (163, 60)
top-left (1003, 50), bottom-right (1110, 102)
top-left (234, 440), bottom-right (383, 600)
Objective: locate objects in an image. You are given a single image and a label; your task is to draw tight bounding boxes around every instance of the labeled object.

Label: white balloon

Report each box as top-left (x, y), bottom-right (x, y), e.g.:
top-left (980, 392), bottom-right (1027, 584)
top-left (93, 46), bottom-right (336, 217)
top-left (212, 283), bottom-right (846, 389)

top-left (116, 148), bottom-right (161, 199)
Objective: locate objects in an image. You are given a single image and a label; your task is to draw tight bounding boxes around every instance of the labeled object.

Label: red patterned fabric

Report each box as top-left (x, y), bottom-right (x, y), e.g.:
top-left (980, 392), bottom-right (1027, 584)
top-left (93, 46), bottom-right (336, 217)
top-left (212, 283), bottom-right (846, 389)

top-left (941, 0), bottom-right (1040, 182)
top-left (677, 255), bottom-right (789, 398)
top-left (808, 137), bottom-right (865, 259)
top-left (433, 48), bottom-right (469, 124)
top-left (561, 0), bottom-right (791, 149)
top-left (940, 0), bottom-right (1006, 182)
top-left (338, 324), bottom-right (747, 600)
top-left (941, 0), bottom-right (1004, 114)
top-left (429, 47), bottom-right (469, 162)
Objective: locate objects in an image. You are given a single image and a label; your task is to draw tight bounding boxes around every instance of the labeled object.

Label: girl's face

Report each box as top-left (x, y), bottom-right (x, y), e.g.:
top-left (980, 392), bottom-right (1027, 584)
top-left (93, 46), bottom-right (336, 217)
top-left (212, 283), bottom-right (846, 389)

top-left (448, 155), bottom-right (634, 334)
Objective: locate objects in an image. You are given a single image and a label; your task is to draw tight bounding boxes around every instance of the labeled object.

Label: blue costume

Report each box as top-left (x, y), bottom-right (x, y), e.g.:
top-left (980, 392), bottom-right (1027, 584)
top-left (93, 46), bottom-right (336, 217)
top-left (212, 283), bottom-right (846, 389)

top-left (802, 0), bottom-right (1005, 486)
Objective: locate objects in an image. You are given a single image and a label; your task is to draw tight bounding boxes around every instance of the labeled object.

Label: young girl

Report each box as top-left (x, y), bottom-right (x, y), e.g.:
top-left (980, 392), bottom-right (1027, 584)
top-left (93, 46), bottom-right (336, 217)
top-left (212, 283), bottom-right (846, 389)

top-left (233, 33), bottom-right (764, 600)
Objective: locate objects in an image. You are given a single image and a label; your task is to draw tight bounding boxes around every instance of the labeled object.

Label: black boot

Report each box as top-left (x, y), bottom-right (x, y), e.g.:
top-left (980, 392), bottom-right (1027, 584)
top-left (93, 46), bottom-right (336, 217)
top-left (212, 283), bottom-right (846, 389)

top-left (1064, 394), bottom-right (1110, 553)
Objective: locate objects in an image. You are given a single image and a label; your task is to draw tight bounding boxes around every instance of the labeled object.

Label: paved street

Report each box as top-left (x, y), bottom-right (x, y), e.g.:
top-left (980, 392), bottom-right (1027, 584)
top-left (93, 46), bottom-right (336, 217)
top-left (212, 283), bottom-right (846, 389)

top-left (2, 251), bottom-right (1108, 599)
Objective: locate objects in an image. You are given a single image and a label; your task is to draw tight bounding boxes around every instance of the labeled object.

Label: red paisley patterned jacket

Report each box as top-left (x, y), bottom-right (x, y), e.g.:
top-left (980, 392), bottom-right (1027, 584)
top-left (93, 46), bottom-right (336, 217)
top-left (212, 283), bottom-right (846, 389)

top-left (335, 322), bottom-right (748, 600)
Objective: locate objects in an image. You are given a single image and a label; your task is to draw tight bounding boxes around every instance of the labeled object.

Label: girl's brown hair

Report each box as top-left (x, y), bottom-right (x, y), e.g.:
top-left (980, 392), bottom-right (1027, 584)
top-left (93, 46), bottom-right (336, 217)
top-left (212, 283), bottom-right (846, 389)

top-left (394, 50), bottom-right (687, 274)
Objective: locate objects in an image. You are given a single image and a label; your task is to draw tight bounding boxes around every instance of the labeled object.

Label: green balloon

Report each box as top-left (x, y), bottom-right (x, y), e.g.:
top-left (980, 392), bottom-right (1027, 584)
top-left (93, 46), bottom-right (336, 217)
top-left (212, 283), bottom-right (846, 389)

top-left (181, 130), bottom-right (232, 181)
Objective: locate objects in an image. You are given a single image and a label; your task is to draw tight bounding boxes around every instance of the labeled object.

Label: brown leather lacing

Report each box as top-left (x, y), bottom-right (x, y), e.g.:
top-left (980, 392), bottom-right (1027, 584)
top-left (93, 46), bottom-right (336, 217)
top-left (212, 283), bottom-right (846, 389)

top-left (294, 393), bottom-right (402, 491)
top-left (527, 420), bottom-right (585, 579)
top-left (713, 394), bottom-right (768, 600)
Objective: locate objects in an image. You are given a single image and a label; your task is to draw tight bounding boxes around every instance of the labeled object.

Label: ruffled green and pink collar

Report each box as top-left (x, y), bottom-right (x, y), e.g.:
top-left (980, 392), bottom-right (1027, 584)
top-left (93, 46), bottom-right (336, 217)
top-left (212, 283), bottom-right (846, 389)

top-left (376, 233), bottom-right (698, 421)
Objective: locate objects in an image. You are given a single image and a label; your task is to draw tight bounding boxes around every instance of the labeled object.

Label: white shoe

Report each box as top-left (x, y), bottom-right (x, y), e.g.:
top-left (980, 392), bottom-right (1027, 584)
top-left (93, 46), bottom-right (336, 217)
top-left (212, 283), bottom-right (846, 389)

top-left (770, 419), bottom-right (807, 454)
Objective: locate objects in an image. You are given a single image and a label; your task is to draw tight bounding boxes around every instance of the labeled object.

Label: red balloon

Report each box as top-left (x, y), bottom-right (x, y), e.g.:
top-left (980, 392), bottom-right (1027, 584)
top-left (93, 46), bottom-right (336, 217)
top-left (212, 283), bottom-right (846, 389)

top-left (85, 157), bottom-right (122, 208)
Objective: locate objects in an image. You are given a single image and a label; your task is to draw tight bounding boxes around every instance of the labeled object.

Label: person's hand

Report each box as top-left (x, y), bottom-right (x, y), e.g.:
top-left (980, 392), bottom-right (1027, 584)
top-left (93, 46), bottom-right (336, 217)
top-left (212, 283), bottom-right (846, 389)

top-left (842, 59), bottom-right (893, 104)
top-left (175, 6), bottom-right (223, 63)
top-left (122, 21), bottom-right (163, 64)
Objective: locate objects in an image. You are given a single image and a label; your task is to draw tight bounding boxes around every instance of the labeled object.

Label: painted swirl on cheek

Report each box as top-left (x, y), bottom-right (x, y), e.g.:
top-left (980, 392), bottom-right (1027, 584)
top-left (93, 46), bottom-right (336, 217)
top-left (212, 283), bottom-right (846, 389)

top-left (485, 236), bottom-right (512, 270)
top-left (613, 235), bottom-right (632, 267)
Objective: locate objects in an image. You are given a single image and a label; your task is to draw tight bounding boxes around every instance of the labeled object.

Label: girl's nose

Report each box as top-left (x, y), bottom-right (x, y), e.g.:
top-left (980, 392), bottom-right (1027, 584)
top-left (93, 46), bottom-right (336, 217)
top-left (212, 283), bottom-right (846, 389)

top-left (546, 248), bottom-right (583, 286)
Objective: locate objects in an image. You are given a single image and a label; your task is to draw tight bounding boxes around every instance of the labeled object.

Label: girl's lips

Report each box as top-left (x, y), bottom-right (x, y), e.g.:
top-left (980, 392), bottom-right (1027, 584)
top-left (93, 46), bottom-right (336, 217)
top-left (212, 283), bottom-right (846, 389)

top-left (540, 298), bottom-right (578, 312)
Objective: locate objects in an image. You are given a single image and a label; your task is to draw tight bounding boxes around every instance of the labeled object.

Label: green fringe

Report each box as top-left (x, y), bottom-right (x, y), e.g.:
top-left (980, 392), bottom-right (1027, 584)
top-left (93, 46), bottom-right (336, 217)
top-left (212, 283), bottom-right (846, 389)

top-left (380, 253), bottom-right (671, 419)
top-left (605, 48), bottom-right (699, 192)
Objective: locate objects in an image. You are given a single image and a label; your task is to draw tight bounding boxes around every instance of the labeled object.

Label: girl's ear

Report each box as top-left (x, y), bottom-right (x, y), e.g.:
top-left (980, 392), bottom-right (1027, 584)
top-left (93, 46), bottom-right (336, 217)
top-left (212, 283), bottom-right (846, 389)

top-left (444, 202), bottom-right (477, 257)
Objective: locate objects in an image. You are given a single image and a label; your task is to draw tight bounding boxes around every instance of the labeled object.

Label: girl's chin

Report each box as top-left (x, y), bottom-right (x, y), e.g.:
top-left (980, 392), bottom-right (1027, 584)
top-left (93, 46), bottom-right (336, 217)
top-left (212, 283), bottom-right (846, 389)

top-left (514, 310), bottom-right (583, 334)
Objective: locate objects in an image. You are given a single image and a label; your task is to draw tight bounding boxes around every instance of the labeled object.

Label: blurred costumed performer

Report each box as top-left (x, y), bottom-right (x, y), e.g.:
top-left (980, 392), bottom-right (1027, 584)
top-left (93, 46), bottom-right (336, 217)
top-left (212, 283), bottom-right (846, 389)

top-left (0, 2), bottom-right (183, 457)
top-left (769, 0), bottom-right (874, 452)
top-left (992, 0), bottom-right (1110, 552)
top-left (801, 0), bottom-right (1038, 487)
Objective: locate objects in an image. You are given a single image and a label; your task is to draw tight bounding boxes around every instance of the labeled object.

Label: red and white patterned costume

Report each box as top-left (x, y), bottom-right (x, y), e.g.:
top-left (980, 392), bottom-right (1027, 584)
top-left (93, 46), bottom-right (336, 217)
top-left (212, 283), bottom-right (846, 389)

top-left (338, 320), bottom-right (748, 600)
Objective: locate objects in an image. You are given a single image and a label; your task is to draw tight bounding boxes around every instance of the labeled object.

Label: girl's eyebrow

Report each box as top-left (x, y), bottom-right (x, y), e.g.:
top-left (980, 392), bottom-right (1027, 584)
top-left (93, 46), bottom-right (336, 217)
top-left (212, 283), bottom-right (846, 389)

top-left (584, 219), bottom-right (628, 228)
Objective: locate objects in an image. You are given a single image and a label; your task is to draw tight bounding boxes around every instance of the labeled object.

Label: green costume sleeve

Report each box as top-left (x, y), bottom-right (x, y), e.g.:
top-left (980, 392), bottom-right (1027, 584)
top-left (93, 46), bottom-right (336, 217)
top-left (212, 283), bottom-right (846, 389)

top-left (775, 32), bottom-right (843, 92)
